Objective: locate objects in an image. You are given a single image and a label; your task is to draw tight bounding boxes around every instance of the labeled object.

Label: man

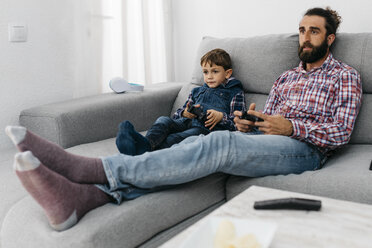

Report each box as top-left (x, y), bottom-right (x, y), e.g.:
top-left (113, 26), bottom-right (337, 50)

top-left (5, 7), bottom-right (362, 231)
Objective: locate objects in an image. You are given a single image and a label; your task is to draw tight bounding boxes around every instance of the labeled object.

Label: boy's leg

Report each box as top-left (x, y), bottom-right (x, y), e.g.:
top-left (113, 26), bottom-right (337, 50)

top-left (101, 131), bottom-right (324, 190)
top-left (13, 151), bottom-right (111, 231)
top-left (156, 127), bottom-right (208, 150)
top-left (5, 126), bottom-right (107, 184)
top-left (145, 116), bottom-right (191, 150)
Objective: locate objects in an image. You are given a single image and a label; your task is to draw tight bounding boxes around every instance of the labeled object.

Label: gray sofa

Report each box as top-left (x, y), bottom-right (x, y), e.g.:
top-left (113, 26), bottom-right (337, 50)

top-left (1, 33), bottom-right (372, 248)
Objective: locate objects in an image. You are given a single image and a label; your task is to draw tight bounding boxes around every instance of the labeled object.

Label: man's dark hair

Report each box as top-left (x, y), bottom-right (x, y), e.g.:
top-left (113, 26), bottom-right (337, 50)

top-left (200, 48), bottom-right (232, 70)
top-left (304, 7), bottom-right (342, 36)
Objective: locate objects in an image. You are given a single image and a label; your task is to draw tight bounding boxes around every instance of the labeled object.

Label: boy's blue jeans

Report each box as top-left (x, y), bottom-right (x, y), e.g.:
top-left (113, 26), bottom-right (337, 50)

top-left (97, 131), bottom-right (325, 204)
top-left (145, 116), bottom-right (209, 150)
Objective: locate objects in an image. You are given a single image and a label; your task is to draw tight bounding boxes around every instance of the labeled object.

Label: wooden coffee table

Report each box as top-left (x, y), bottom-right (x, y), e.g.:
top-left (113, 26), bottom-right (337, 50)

top-left (160, 186), bottom-right (372, 247)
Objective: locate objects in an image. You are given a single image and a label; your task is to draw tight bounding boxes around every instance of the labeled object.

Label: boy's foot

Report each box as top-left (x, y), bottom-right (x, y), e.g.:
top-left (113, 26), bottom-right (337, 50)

top-left (5, 126), bottom-right (107, 184)
top-left (116, 121), bottom-right (137, 155)
top-left (14, 151), bottom-right (111, 231)
top-left (117, 121), bottom-right (151, 155)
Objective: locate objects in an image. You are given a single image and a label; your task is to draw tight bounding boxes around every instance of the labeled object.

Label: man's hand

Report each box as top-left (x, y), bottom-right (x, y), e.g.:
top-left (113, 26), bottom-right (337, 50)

top-left (182, 103), bottom-right (198, 119)
top-left (234, 103), bottom-right (293, 136)
top-left (205, 109), bottom-right (223, 130)
top-left (234, 103), bottom-right (256, 132)
top-left (250, 110), bottom-right (293, 136)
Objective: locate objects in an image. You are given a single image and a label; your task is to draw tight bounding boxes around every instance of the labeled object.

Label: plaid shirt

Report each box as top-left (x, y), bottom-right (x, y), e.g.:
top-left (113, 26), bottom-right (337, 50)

top-left (173, 78), bottom-right (246, 131)
top-left (263, 53), bottom-right (362, 155)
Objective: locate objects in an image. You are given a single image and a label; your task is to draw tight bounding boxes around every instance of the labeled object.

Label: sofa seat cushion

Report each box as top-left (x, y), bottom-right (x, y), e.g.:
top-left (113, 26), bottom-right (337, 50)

top-left (1, 138), bottom-right (227, 248)
top-left (2, 173), bottom-right (227, 248)
top-left (226, 144), bottom-right (372, 204)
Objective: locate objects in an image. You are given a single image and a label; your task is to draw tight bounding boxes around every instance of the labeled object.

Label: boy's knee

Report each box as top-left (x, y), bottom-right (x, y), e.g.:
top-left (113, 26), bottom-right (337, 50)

top-left (155, 116), bottom-right (172, 123)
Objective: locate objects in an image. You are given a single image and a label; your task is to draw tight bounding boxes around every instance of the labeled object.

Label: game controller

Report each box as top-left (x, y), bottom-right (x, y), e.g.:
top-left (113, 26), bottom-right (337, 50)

top-left (240, 111), bottom-right (264, 122)
top-left (188, 104), bottom-right (207, 122)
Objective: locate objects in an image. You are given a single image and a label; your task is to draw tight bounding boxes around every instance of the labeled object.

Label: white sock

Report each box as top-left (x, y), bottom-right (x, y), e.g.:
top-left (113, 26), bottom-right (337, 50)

top-left (5, 126), bottom-right (26, 145)
top-left (14, 151), bottom-right (40, 171)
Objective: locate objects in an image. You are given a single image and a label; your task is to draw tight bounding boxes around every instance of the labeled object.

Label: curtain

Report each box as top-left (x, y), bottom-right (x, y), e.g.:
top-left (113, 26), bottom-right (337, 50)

top-left (101, 0), bottom-right (173, 93)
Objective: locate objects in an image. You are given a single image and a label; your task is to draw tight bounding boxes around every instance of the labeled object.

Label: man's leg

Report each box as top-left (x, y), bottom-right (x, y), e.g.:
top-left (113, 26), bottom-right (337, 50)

top-left (6, 126), bottom-right (323, 206)
top-left (102, 131), bottom-right (324, 191)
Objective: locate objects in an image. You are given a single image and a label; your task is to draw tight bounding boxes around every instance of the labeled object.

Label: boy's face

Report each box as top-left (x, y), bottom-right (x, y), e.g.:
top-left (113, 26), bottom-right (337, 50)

top-left (202, 62), bottom-right (232, 88)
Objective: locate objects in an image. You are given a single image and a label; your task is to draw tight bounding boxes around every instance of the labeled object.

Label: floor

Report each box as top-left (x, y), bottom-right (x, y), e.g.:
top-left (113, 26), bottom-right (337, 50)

top-left (0, 147), bottom-right (17, 165)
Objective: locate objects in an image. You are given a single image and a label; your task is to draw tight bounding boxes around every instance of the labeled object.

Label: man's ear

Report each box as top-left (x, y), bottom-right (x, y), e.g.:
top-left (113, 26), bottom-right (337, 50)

top-left (327, 34), bottom-right (336, 47)
top-left (225, 69), bottom-right (233, 79)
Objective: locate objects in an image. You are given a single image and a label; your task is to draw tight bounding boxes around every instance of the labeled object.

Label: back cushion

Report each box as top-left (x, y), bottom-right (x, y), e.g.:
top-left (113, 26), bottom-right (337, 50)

top-left (191, 34), bottom-right (299, 94)
top-left (191, 33), bottom-right (372, 93)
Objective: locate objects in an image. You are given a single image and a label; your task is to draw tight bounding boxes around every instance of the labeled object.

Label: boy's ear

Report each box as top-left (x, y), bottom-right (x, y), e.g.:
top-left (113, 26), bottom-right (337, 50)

top-left (225, 69), bottom-right (233, 79)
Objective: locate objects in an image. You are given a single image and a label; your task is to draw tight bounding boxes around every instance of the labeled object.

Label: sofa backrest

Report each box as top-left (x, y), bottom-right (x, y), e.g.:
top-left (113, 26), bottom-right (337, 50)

top-left (172, 33), bottom-right (372, 144)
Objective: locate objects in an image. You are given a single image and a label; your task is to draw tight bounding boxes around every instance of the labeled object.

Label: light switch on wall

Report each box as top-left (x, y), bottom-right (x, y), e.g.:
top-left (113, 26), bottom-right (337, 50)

top-left (8, 24), bottom-right (28, 42)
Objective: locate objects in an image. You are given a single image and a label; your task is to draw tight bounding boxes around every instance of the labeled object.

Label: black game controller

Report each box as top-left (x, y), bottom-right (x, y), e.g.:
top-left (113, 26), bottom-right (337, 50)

top-left (240, 111), bottom-right (264, 122)
top-left (188, 104), bottom-right (207, 122)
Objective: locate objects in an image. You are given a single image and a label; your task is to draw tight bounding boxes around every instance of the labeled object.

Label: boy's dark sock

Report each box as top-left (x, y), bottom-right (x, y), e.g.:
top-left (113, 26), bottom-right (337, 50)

top-left (116, 121), bottom-right (137, 155)
top-left (5, 126), bottom-right (107, 184)
top-left (130, 127), bottom-right (151, 155)
top-left (117, 121), bottom-right (151, 155)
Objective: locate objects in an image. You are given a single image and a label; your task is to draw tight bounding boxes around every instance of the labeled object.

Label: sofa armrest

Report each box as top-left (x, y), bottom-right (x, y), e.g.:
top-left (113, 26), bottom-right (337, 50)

top-left (19, 82), bottom-right (185, 148)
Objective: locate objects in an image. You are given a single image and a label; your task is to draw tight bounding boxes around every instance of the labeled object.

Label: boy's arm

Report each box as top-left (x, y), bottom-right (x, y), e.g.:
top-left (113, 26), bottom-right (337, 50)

top-left (173, 93), bottom-right (194, 119)
top-left (220, 91), bottom-right (246, 131)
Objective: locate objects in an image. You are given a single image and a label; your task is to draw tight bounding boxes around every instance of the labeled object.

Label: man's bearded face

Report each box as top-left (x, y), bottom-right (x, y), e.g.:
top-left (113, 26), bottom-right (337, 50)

top-left (298, 36), bottom-right (329, 63)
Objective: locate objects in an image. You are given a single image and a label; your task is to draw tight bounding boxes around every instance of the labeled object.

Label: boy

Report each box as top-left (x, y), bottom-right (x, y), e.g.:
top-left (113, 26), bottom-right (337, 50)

top-left (116, 48), bottom-right (246, 155)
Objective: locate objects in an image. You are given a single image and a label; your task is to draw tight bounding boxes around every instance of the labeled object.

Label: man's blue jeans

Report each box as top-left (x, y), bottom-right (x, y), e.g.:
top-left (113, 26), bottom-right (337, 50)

top-left (97, 131), bottom-right (325, 203)
top-left (145, 116), bottom-right (209, 150)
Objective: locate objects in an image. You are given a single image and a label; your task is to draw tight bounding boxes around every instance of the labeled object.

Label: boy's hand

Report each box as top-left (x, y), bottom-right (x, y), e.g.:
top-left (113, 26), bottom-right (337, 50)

top-left (205, 109), bottom-right (223, 130)
top-left (182, 103), bottom-right (198, 119)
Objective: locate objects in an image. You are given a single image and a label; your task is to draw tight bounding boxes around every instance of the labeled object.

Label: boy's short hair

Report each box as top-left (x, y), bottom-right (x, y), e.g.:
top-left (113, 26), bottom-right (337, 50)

top-left (200, 48), bottom-right (232, 70)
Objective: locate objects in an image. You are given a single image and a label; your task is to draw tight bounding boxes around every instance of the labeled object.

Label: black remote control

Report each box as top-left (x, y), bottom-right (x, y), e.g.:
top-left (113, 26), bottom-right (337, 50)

top-left (253, 197), bottom-right (321, 211)
top-left (241, 111), bottom-right (264, 122)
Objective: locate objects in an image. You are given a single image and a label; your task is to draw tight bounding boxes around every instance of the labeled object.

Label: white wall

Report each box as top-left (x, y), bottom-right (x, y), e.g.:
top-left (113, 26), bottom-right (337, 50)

top-left (0, 0), bottom-right (103, 150)
top-left (0, 0), bottom-right (371, 150)
top-left (172, 0), bottom-right (372, 82)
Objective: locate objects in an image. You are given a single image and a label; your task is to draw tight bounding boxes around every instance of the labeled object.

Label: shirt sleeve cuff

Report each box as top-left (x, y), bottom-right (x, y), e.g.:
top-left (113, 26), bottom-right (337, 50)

top-left (221, 113), bottom-right (228, 124)
top-left (290, 119), bottom-right (308, 139)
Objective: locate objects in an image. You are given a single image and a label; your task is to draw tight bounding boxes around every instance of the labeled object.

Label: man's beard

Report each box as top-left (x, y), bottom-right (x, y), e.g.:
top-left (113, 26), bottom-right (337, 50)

top-left (298, 38), bottom-right (329, 64)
